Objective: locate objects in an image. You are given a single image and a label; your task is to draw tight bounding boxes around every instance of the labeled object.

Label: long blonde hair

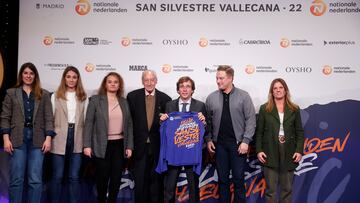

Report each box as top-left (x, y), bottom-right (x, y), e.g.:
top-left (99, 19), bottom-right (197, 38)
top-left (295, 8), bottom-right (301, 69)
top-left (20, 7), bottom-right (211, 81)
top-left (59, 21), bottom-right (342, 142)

top-left (265, 78), bottom-right (298, 112)
top-left (56, 66), bottom-right (87, 101)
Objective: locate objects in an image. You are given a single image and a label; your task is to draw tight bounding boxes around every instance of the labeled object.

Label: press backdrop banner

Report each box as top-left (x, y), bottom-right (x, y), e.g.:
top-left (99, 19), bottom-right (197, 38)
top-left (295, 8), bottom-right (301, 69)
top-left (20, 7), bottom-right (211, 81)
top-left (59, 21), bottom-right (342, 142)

top-left (0, 0), bottom-right (359, 202)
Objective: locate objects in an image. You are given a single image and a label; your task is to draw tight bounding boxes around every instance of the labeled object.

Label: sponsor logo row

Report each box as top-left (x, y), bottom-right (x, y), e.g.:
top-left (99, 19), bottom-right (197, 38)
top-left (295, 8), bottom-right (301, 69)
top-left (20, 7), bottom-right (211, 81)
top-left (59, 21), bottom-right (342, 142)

top-left (44, 63), bottom-right (356, 76)
top-left (35, 0), bottom-right (360, 16)
top-left (43, 36), bottom-right (357, 48)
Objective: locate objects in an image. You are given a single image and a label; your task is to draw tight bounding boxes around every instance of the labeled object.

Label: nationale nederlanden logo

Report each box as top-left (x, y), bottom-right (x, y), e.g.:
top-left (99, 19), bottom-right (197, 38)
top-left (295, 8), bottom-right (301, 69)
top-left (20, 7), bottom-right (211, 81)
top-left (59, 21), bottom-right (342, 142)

top-left (323, 65), bottom-right (332, 75)
top-left (43, 36), bottom-right (53, 46)
top-left (199, 38), bottom-right (208, 47)
top-left (162, 64), bottom-right (172, 73)
top-left (280, 38), bottom-right (290, 48)
top-left (85, 63), bottom-right (95, 72)
top-left (75, 0), bottom-right (91, 16)
top-left (310, 0), bottom-right (327, 16)
top-left (245, 65), bottom-right (255, 74)
top-left (121, 37), bottom-right (131, 47)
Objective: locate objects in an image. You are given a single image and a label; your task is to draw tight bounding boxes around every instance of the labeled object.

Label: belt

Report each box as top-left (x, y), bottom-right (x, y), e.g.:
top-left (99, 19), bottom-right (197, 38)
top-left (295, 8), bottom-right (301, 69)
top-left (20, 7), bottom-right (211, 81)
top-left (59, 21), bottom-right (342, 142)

top-left (24, 123), bottom-right (33, 128)
top-left (68, 123), bottom-right (75, 128)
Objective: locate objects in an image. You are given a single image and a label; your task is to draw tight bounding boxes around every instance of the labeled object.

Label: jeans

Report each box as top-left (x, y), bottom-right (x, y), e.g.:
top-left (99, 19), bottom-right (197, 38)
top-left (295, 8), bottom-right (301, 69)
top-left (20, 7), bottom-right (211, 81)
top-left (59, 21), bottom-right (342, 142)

top-left (9, 127), bottom-right (44, 203)
top-left (50, 127), bottom-right (82, 203)
top-left (216, 141), bottom-right (247, 203)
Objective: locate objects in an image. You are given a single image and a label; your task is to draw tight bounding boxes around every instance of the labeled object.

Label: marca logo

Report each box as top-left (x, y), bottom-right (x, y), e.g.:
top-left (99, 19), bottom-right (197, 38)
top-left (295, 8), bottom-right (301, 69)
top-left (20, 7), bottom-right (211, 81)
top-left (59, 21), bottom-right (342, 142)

top-left (75, 0), bottom-right (91, 16)
top-left (83, 37), bottom-right (99, 45)
top-left (280, 38), bottom-right (290, 48)
top-left (43, 36), bottom-right (53, 46)
top-left (129, 65), bottom-right (148, 71)
top-left (323, 65), bottom-right (332, 75)
top-left (310, 0), bottom-right (327, 16)
top-left (199, 38), bottom-right (208, 47)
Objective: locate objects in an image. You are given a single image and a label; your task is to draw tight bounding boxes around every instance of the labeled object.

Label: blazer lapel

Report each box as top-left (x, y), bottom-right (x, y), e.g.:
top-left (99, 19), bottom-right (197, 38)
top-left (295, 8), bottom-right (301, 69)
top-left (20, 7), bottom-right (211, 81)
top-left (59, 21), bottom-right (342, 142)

top-left (15, 88), bottom-right (25, 116)
top-left (100, 95), bottom-right (109, 126)
top-left (189, 98), bottom-right (196, 112)
top-left (59, 98), bottom-right (68, 118)
top-left (270, 105), bottom-right (280, 122)
top-left (283, 105), bottom-right (292, 123)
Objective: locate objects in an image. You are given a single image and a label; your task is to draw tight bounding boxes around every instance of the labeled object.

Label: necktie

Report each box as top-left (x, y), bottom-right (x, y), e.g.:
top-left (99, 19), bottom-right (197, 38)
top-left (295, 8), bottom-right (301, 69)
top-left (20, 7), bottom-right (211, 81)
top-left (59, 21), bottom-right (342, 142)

top-left (181, 103), bottom-right (188, 112)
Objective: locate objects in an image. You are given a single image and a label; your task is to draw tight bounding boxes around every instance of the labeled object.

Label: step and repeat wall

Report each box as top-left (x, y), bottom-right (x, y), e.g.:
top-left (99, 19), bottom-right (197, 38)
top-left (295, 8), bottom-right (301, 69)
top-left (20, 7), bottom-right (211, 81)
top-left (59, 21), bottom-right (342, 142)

top-left (1, 0), bottom-right (359, 202)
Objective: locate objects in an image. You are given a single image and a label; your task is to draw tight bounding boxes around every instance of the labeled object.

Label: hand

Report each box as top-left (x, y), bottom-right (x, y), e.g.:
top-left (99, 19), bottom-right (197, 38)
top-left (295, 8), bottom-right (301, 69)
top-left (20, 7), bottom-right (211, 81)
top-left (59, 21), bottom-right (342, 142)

top-left (293, 152), bottom-right (302, 163)
top-left (160, 113), bottom-right (169, 122)
top-left (42, 136), bottom-right (51, 153)
top-left (3, 134), bottom-right (14, 155)
top-left (197, 112), bottom-right (206, 124)
top-left (125, 149), bottom-right (132, 158)
top-left (238, 142), bottom-right (249, 155)
top-left (207, 141), bottom-right (216, 154)
top-left (257, 152), bottom-right (267, 163)
top-left (84, 147), bottom-right (92, 158)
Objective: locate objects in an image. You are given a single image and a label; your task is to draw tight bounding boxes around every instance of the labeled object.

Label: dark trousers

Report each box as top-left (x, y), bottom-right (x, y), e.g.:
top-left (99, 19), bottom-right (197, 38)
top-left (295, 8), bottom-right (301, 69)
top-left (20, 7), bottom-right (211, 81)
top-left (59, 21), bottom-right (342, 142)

top-left (94, 139), bottom-right (124, 203)
top-left (215, 142), bottom-right (247, 203)
top-left (164, 165), bottom-right (199, 203)
top-left (263, 143), bottom-right (294, 203)
top-left (133, 143), bottom-right (163, 203)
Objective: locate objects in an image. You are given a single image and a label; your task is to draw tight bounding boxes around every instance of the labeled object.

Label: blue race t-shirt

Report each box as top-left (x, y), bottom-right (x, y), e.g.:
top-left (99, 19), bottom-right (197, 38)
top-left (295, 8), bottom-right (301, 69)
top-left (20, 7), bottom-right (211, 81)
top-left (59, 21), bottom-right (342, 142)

top-left (156, 112), bottom-right (205, 175)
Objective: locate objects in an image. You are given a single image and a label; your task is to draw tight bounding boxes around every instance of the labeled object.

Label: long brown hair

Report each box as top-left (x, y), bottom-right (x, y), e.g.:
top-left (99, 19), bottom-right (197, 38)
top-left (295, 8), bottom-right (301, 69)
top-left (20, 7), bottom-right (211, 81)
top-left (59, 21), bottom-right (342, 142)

top-left (265, 78), bottom-right (298, 112)
top-left (56, 66), bottom-right (87, 101)
top-left (15, 62), bottom-right (42, 100)
top-left (98, 72), bottom-right (124, 97)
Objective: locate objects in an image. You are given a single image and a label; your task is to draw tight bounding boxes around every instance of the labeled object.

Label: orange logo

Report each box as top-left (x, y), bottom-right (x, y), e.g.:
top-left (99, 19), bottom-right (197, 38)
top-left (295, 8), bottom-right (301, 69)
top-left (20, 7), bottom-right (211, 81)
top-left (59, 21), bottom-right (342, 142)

top-left (323, 65), bottom-right (332, 75)
top-left (75, 0), bottom-right (91, 16)
top-left (162, 64), bottom-right (172, 73)
top-left (121, 37), bottom-right (131, 47)
top-left (85, 63), bottom-right (95, 72)
top-left (245, 65), bottom-right (255, 74)
top-left (199, 38), bottom-right (208, 47)
top-left (174, 118), bottom-right (200, 148)
top-left (43, 36), bottom-right (53, 46)
top-left (280, 38), bottom-right (290, 48)
top-left (310, 0), bottom-right (327, 16)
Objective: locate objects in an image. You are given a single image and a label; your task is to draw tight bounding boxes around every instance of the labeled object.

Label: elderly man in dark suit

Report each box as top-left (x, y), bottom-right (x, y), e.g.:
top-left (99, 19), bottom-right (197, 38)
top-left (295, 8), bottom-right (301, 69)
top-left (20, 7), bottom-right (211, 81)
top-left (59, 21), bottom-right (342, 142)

top-left (127, 70), bottom-right (171, 203)
top-left (159, 76), bottom-right (207, 203)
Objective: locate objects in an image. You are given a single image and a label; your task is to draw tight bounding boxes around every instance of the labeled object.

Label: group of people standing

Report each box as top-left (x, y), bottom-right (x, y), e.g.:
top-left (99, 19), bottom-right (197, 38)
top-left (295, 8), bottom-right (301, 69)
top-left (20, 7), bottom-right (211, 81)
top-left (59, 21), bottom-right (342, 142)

top-left (1, 63), bottom-right (304, 203)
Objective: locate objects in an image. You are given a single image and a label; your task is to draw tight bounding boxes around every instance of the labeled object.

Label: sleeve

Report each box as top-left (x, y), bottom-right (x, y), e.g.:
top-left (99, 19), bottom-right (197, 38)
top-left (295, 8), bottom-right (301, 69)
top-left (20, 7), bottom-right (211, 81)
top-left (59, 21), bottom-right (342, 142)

top-left (204, 96), bottom-right (213, 143)
top-left (0, 91), bottom-right (13, 135)
top-left (242, 93), bottom-right (256, 144)
top-left (124, 100), bottom-right (134, 150)
top-left (44, 91), bottom-right (56, 137)
top-left (51, 93), bottom-right (56, 116)
top-left (83, 96), bottom-right (96, 148)
top-left (294, 108), bottom-right (305, 154)
top-left (255, 105), bottom-right (265, 153)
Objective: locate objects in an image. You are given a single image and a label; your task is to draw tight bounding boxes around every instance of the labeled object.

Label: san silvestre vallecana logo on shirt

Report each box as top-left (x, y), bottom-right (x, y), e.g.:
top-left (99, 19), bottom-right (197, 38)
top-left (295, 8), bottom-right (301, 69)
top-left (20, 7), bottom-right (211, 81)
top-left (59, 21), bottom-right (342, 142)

top-left (173, 117), bottom-right (200, 149)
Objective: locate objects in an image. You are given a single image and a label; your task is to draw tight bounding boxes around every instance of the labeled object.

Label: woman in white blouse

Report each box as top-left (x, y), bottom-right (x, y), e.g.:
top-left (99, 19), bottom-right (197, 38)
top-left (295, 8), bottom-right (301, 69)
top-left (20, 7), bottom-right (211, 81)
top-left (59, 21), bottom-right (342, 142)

top-left (50, 66), bottom-right (88, 203)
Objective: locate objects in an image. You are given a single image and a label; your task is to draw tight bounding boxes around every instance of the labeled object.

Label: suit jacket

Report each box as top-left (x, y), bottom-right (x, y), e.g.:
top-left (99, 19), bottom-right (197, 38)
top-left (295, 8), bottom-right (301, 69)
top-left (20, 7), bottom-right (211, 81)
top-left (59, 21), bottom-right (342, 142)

top-left (255, 103), bottom-right (304, 170)
top-left (165, 97), bottom-right (209, 147)
top-left (0, 87), bottom-right (54, 148)
top-left (83, 95), bottom-right (133, 158)
top-left (126, 88), bottom-right (171, 161)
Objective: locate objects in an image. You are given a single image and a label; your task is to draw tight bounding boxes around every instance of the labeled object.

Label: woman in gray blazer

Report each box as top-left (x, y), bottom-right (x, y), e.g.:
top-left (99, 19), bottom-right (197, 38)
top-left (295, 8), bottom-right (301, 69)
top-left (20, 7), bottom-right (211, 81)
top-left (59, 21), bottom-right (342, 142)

top-left (83, 72), bottom-right (133, 203)
top-left (1, 62), bottom-right (55, 203)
